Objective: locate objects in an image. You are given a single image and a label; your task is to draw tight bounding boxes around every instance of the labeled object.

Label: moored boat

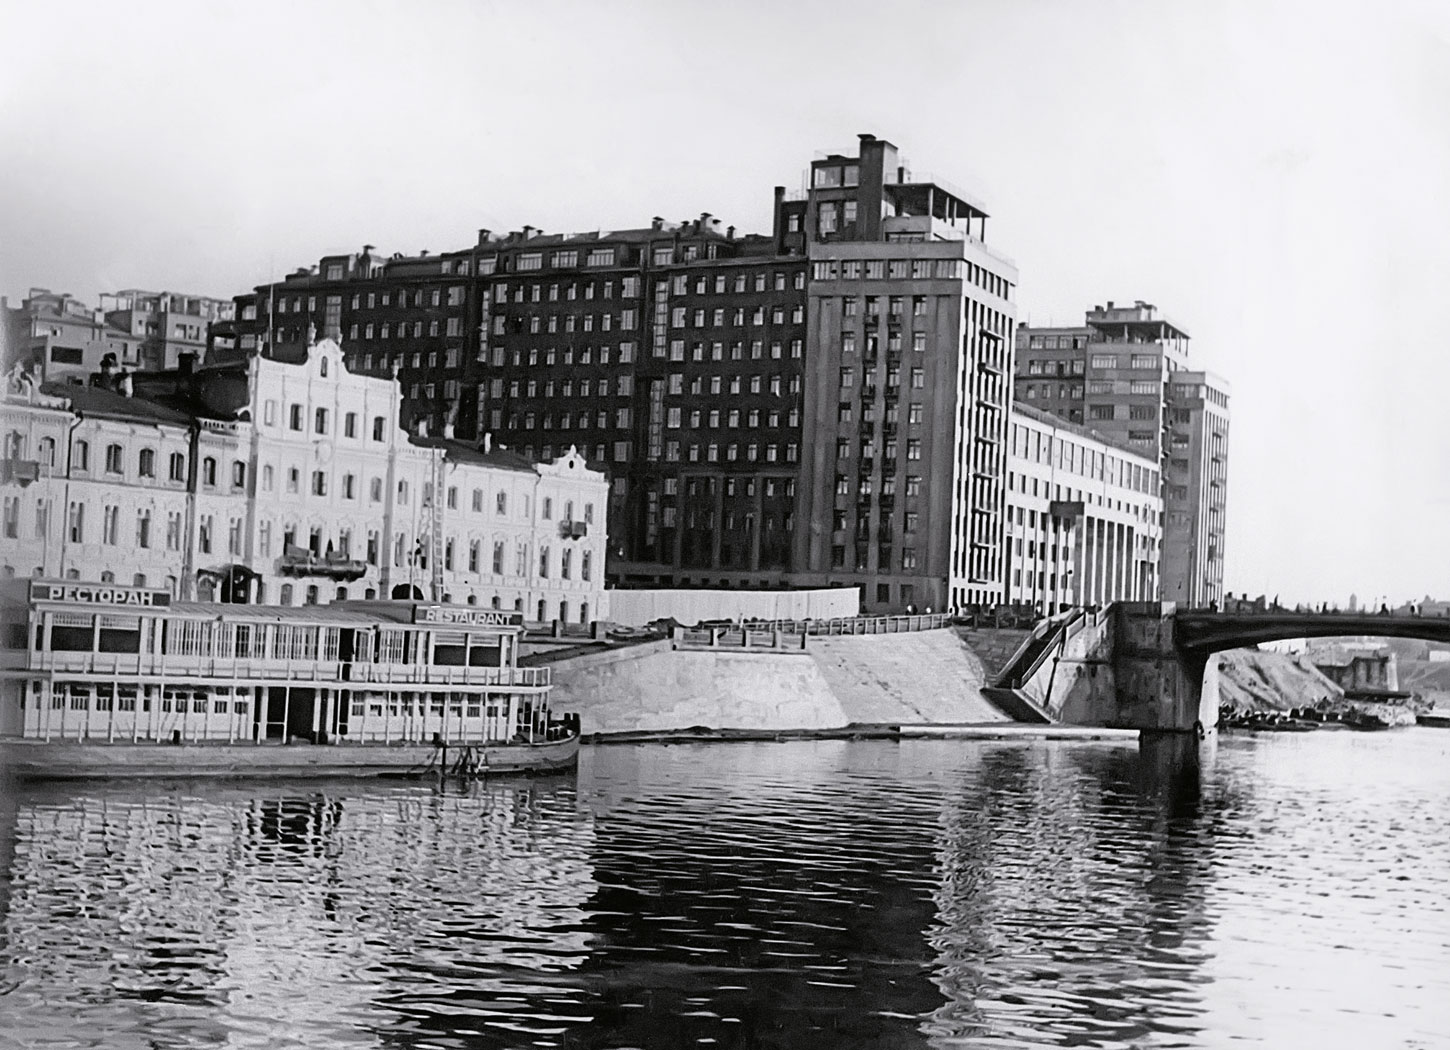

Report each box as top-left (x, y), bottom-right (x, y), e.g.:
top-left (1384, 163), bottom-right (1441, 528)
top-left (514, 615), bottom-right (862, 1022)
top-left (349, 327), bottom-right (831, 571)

top-left (0, 579), bottom-right (581, 781)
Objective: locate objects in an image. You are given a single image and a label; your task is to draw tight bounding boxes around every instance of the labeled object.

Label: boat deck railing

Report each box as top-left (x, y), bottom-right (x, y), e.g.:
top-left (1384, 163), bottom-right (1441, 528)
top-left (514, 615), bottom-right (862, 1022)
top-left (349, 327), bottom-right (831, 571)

top-left (25, 653), bottom-right (552, 689)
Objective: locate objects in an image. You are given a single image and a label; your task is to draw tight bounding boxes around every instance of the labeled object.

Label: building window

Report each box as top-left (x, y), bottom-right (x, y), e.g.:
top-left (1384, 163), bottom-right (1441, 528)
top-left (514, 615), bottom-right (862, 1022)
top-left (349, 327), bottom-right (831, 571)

top-left (137, 448), bottom-right (155, 477)
top-left (104, 444), bottom-right (123, 474)
top-left (289, 404), bottom-right (303, 430)
top-left (202, 457), bottom-right (217, 486)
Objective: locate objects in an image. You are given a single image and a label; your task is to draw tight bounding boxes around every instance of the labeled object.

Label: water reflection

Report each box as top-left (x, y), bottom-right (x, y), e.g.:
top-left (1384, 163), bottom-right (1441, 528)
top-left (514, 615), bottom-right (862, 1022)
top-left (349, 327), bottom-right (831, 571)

top-left (0, 779), bottom-right (596, 1049)
top-left (1, 733), bottom-right (1449, 1048)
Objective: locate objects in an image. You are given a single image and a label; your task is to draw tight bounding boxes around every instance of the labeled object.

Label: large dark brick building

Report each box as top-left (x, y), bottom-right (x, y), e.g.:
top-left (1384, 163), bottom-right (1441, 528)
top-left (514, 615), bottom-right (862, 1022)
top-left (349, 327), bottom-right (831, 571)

top-left (228, 214), bottom-right (811, 590)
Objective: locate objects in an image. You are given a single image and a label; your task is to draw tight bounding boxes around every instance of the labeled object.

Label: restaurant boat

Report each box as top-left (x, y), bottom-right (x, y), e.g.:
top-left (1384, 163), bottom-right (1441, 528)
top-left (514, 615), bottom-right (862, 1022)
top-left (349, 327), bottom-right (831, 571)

top-left (0, 579), bottom-right (580, 781)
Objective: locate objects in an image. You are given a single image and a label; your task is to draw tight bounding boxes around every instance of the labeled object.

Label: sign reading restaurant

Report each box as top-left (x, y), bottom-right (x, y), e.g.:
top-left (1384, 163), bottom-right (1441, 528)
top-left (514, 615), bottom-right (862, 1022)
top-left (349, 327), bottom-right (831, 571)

top-left (29, 581), bottom-right (173, 607)
top-left (412, 605), bottom-right (525, 627)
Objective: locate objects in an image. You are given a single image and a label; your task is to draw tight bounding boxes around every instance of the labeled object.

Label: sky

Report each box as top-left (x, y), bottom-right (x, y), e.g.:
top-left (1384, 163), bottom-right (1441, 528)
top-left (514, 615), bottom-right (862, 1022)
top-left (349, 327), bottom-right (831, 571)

top-left (3, 0), bottom-right (1448, 606)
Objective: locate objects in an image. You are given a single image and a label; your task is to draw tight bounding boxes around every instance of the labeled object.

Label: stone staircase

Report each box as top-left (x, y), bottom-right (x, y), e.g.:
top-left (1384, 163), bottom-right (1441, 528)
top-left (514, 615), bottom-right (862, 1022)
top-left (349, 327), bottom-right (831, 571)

top-left (954, 627), bottom-right (1033, 680)
top-left (956, 625), bottom-right (1056, 724)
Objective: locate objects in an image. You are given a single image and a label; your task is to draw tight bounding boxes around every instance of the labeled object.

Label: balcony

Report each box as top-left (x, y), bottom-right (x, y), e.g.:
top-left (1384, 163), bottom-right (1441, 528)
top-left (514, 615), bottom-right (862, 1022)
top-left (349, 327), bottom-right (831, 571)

top-left (2, 460), bottom-right (41, 486)
top-left (279, 546), bottom-right (369, 580)
top-left (559, 520), bottom-right (588, 539)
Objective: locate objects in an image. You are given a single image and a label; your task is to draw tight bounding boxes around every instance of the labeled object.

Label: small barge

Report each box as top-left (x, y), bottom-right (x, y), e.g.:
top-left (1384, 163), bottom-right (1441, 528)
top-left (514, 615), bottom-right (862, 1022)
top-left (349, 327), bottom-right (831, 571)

top-left (0, 579), bottom-right (579, 781)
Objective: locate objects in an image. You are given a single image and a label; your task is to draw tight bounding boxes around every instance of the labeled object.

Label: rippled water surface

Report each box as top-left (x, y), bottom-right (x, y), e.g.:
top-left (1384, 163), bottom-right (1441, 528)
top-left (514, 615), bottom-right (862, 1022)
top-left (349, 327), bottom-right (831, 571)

top-left (3, 731), bottom-right (1449, 1049)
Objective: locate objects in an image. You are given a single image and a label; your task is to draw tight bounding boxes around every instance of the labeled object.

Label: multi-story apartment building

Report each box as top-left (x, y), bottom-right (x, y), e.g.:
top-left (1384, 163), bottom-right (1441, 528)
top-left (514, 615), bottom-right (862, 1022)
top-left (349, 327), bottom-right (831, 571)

top-left (1162, 370), bottom-right (1230, 607)
top-left (795, 134), bottom-right (1018, 612)
top-left (98, 290), bottom-right (234, 372)
top-left (232, 218), bottom-right (809, 591)
top-left (476, 221), bottom-right (809, 588)
top-left (1005, 404), bottom-right (1162, 612)
top-left (2, 290), bottom-right (143, 382)
top-left (228, 245), bottom-right (481, 441)
top-left (1016, 300), bottom-right (1229, 607)
top-left (0, 335), bottom-right (609, 621)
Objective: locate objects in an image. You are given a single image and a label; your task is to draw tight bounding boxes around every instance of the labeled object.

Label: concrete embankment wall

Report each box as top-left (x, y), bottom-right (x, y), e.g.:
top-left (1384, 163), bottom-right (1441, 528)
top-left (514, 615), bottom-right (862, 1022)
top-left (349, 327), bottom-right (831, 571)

top-left (547, 629), bottom-right (1010, 735)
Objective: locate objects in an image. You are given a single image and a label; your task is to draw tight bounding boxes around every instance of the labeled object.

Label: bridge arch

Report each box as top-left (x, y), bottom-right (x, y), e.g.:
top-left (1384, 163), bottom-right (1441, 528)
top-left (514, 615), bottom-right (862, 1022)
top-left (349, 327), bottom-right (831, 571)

top-left (1173, 611), bottom-right (1450, 656)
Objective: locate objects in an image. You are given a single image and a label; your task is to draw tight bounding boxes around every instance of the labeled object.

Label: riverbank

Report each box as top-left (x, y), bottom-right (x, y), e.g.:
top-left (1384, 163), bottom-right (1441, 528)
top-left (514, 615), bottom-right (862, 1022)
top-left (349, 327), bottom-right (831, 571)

top-left (585, 722), bottom-right (1140, 745)
top-left (1217, 648), bottom-right (1438, 730)
top-left (547, 628), bottom-right (1014, 736)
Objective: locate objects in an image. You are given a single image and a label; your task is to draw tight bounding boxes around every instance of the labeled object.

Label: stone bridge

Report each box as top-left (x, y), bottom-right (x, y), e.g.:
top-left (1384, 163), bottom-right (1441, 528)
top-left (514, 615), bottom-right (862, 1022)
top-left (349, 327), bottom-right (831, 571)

top-left (1005, 604), bottom-right (1448, 734)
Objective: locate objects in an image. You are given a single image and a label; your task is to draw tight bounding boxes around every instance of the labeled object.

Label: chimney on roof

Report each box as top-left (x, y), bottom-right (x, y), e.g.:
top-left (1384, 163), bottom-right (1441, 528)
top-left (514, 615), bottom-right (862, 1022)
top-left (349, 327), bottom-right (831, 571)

top-left (651, 216), bottom-right (664, 230)
top-left (859, 133), bottom-right (877, 145)
top-left (521, 225), bottom-right (535, 239)
top-left (117, 372), bottom-right (134, 398)
top-left (726, 225), bottom-right (735, 240)
top-left (477, 228), bottom-right (491, 245)
top-left (419, 250), bottom-right (429, 257)
top-left (1106, 300), bottom-right (1115, 309)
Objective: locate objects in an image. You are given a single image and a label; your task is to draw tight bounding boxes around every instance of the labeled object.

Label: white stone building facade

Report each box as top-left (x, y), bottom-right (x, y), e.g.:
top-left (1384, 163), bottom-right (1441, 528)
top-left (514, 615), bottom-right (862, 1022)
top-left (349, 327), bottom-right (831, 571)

top-left (1003, 403), bottom-right (1162, 612)
top-left (0, 339), bottom-right (610, 622)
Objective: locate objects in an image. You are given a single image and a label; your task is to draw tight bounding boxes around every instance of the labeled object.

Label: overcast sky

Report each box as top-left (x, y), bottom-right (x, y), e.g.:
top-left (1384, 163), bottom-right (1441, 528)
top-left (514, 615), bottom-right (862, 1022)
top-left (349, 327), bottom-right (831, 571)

top-left (3, 0), bottom-right (1447, 605)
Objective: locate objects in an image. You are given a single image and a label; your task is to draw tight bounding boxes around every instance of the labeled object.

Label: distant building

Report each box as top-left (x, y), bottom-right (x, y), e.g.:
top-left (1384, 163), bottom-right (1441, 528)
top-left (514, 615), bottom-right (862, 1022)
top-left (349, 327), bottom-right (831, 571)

top-left (1307, 644), bottom-right (1398, 693)
top-left (1005, 404), bottom-right (1162, 611)
top-left (1017, 301), bottom-right (1230, 607)
top-left (2, 289), bottom-right (142, 383)
top-left (98, 290), bottom-right (234, 372)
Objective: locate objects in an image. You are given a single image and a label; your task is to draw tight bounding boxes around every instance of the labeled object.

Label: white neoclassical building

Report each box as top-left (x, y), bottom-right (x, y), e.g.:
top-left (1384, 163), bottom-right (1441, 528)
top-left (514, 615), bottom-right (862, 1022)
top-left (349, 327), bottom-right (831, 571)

top-left (0, 337), bottom-right (610, 623)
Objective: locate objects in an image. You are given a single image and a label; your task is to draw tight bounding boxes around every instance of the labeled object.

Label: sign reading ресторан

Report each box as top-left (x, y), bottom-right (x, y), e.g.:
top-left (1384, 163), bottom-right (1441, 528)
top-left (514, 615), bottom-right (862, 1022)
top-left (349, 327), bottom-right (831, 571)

top-left (412, 605), bottom-right (524, 627)
top-left (29, 581), bottom-right (173, 607)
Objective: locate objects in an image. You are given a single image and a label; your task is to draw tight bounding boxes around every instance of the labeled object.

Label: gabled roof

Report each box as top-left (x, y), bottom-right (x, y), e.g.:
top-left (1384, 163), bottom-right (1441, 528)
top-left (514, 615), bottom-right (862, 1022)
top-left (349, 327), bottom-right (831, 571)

top-left (408, 435), bottom-right (537, 474)
top-left (38, 381), bottom-right (195, 427)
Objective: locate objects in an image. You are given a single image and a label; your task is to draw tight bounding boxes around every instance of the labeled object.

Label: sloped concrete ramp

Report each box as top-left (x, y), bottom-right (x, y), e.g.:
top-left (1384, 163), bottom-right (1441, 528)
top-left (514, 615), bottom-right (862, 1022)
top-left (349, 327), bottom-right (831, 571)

top-left (808, 631), bottom-right (1008, 725)
top-left (547, 629), bottom-right (1008, 735)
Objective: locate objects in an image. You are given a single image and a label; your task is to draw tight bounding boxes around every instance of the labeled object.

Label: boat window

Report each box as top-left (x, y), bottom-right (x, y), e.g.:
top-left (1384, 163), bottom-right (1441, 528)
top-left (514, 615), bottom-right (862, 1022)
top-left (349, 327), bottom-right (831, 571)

top-left (433, 630), bottom-right (468, 666)
top-left (98, 615), bottom-right (141, 653)
top-left (49, 611), bottom-right (95, 652)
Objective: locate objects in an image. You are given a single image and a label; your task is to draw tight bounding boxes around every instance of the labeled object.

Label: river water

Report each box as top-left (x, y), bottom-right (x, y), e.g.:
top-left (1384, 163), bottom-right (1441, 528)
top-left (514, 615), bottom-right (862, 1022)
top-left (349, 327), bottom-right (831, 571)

top-left (2, 730), bottom-right (1448, 1049)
